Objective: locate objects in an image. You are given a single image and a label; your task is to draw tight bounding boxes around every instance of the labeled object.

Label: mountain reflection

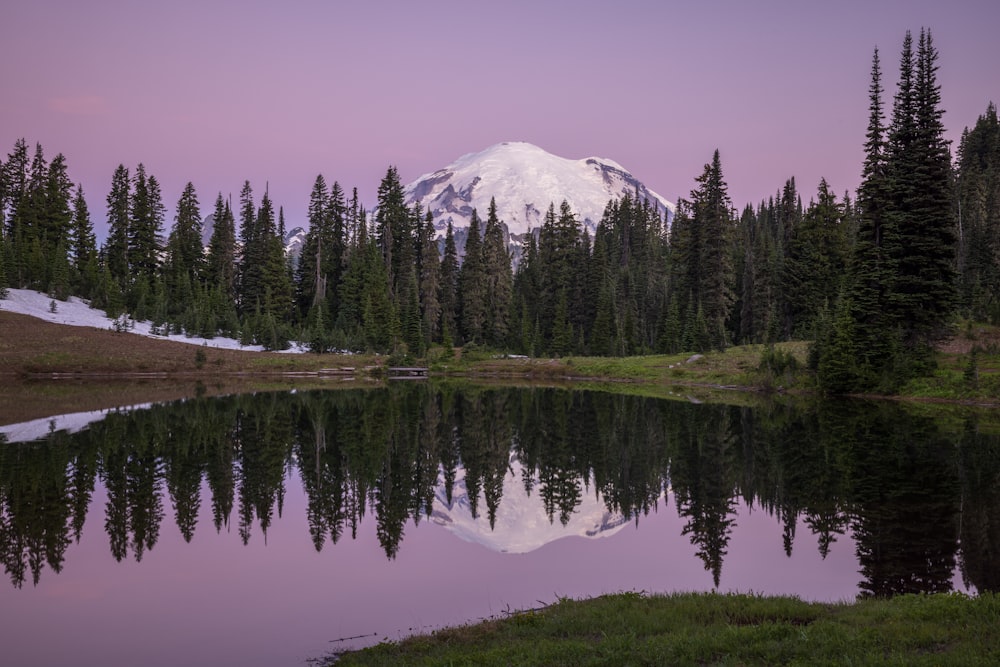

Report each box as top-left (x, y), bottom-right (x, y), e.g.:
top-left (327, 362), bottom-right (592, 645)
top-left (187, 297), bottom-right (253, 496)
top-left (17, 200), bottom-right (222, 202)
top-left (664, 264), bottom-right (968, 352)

top-left (1, 384), bottom-right (998, 597)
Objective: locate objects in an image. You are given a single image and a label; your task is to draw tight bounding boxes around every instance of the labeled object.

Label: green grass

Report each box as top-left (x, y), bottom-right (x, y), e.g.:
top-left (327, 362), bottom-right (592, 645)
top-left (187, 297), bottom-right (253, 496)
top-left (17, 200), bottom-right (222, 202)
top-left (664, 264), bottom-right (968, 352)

top-left (326, 592), bottom-right (1000, 666)
top-left (440, 342), bottom-right (812, 391)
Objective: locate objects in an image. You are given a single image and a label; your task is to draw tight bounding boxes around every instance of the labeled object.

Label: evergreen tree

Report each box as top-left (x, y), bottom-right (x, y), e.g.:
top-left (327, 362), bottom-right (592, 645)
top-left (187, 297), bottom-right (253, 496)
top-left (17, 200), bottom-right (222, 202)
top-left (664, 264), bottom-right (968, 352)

top-left (297, 174), bottom-right (331, 313)
top-left (482, 197), bottom-right (513, 347)
top-left (459, 209), bottom-right (487, 344)
top-left (39, 153), bottom-right (74, 265)
top-left (260, 194), bottom-right (295, 325)
top-left (670, 150), bottom-right (735, 351)
top-left (127, 164), bottom-right (165, 283)
top-left (2, 140), bottom-right (29, 286)
top-left (417, 209), bottom-right (442, 345)
top-left (537, 201), bottom-right (583, 351)
top-left (103, 164), bottom-right (131, 287)
top-left (359, 236), bottom-right (398, 351)
top-left (206, 193), bottom-right (237, 301)
top-left (885, 29), bottom-right (956, 347)
top-left (163, 182), bottom-right (204, 323)
top-left (846, 47), bottom-right (893, 377)
top-left (168, 182), bottom-right (204, 283)
top-left (375, 166), bottom-right (410, 297)
top-left (511, 228), bottom-right (542, 354)
top-left (69, 185), bottom-right (96, 286)
top-left (438, 221), bottom-right (459, 344)
top-left (955, 102), bottom-right (1000, 321)
top-left (237, 181), bottom-right (262, 314)
top-left (784, 179), bottom-right (848, 336)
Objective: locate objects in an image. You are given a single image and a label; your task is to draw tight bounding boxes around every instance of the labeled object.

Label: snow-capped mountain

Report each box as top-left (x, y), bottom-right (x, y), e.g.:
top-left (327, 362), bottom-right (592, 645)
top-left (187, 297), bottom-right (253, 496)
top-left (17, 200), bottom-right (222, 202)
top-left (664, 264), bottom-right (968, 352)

top-left (283, 225), bottom-right (307, 266)
top-left (405, 142), bottom-right (674, 241)
top-left (201, 213), bottom-right (307, 268)
top-left (430, 455), bottom-right (633, 554)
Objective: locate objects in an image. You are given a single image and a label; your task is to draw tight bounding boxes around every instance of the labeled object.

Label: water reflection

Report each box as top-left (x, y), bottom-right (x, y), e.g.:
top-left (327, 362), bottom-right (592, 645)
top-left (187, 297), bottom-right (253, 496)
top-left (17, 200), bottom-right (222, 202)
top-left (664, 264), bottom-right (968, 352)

top-left (0, 385), bottom-right (997, 596)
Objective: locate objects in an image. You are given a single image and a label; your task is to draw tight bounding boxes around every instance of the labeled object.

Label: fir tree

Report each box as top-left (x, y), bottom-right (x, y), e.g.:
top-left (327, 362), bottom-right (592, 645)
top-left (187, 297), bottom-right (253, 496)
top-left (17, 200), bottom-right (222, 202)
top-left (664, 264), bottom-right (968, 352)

top-left (482, 197), bottom-right (513, 348)
top-left (39, 153), bottom-right (74, 263)
top-left (297, 174), bottom-right (328, 311)
top-left (847, 47), bottom-right (893, 376)
top-left (955, 102), bottom-right (1000, 321)
top-left (459, 209), bottom-right (487, 344)
top-left (70, 185), bottom-right (97, 297)
top-left (418, 209), bottom-right (442, 345)
top-left (2, 140), bottom-right (29, 286)
top-left (670, 150), bottom-right (735, 351)
top-left (438, 221), bottom-right (459, 344)
top-left (168, 182), bottom-right (204, 283)
top-left (784, 179), bottom-right (847, 336)
top-left (127, 164), bottom-right (165, 283)
top-left (104, 164), bottom-right (131, 286)
top-left (206, 193), bottom-right (237, 301)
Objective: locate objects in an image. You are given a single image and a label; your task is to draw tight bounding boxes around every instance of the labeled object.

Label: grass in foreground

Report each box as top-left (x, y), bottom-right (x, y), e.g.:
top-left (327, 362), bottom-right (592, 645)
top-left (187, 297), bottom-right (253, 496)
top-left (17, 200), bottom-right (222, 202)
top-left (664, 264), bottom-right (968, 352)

top-left (327, 592), bottom-right (1000, 666)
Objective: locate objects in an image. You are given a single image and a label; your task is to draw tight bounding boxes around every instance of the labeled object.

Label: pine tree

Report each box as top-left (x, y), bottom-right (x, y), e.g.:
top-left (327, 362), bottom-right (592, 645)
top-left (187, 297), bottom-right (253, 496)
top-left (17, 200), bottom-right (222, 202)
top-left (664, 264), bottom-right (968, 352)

top-left (359, 236), bottom-right (398, 351)
top-left (417, 209), bottom-right (442, 345)
top-left (375, 166), bottom-right (410, 297)
top-left (164, 182), bottom-right (204, 322)
top-left (127, 164), bottom-right (165, 285)
top-left (847, 47), bottom-right (893, 376)
top-left (955, 103), bottom-right (1000, 321)
top-left (69, 184), bottom-right (97, 296)
top-left (169, 182), bottom-right (204, 283)
top-left (2, 140), bottom-right (29, 286)
top-left (297, 174), bottom-right (332, 312)
top-left (39, 153), bottom-right (74, 265)
top-left (459, 209), bottom-right (487, 344)
top-left (260, 195), bottom-right (295, 325)
top-left (104, 164), bottom-right (131, 286)
top-left (206, 193), bottom-right (237, 301)
top-left (482, 197), bottom-right (513, 347)
top-left (237, 181), bottom-right (262, 314)
top-left (438, 221), bottom-right (459, 344)
top-left (784, 179), bottom-right (847, 336)
top-left (670, 150), bottom-right (735, 351)
top-left (896, 28), bottom-right (956, 344)
top-left (511, 227), bottom-right (542, 354)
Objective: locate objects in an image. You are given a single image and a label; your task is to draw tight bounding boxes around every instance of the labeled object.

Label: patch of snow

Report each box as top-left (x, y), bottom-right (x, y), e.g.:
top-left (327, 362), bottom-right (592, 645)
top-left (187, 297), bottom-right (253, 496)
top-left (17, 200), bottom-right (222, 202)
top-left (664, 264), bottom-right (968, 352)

top-left (0, 404), bottom-right (148, 443)
top-left (0, 288), bottom-right (301, 352)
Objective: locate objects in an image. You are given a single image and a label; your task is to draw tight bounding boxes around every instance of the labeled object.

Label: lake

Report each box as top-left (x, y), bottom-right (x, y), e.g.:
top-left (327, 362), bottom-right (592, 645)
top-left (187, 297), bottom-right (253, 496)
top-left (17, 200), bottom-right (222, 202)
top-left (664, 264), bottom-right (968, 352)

top-left (1, 383), bottom-right (996, 666)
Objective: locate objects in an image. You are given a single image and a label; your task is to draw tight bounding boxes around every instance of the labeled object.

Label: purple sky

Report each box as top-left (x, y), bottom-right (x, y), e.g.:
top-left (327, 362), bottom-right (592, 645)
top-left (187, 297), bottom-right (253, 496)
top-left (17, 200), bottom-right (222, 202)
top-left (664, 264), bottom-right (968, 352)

top-left (3, 0), bottom-right (998, 239)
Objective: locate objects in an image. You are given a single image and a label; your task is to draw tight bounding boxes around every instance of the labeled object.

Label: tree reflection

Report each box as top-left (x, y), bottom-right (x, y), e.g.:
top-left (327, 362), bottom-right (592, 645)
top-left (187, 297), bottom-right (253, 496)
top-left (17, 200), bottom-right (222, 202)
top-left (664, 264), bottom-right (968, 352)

top-left (0, 384), bottom-right (995, 596)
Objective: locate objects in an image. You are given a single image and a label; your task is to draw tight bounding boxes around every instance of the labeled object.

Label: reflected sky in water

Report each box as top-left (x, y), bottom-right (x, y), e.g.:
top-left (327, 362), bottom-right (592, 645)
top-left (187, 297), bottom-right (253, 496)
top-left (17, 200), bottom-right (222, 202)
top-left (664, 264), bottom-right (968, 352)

top-left (0, 385), bottom-right (988, 666)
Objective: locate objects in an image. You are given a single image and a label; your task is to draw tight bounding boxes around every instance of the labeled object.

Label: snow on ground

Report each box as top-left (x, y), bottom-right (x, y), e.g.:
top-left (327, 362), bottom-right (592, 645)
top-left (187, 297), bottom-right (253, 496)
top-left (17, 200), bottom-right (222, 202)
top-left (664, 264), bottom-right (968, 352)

top-left (0, 288), bottom-right (306, 352)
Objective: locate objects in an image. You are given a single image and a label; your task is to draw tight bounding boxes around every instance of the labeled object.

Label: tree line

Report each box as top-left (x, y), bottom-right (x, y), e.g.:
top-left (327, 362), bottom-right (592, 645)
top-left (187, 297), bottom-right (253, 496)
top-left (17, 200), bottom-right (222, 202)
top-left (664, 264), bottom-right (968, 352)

top-left (1, 29), bottom-right (997, 391)
top-left (1, 384), bottom-right (995, 596)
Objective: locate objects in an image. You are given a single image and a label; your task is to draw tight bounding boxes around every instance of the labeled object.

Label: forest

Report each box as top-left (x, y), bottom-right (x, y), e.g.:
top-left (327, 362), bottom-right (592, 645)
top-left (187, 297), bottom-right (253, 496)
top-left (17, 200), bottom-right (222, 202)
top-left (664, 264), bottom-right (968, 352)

top-left (1, 30), bottom-right (998, 393)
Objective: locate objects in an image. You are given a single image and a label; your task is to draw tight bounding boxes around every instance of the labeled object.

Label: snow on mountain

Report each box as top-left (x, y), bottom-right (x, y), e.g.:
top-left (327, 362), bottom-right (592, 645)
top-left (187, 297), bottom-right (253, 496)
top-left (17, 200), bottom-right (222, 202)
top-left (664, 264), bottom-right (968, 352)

top-left (405, 142), bottom-right (675, 240)
top-left (201, 214), bottom-right (306, 264)
top-left (283, 225), bottom-right (307, 269)
top-left (430, 455), bottom-right (634, 554)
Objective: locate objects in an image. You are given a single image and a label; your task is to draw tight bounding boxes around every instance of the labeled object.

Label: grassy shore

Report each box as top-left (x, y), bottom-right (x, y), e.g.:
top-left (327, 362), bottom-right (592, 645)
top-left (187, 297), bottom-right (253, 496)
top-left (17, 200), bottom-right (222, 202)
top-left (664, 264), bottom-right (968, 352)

top-left (324, 591), bottom-right (1000, 666)
top-left (3, 310), bottom-right (999, 418)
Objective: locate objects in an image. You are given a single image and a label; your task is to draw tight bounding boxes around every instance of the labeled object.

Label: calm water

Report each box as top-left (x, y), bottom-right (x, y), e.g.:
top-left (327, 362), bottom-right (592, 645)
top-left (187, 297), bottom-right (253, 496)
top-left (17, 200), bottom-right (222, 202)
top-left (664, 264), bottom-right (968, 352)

top-left (1, 384), bottom-right (996, 666)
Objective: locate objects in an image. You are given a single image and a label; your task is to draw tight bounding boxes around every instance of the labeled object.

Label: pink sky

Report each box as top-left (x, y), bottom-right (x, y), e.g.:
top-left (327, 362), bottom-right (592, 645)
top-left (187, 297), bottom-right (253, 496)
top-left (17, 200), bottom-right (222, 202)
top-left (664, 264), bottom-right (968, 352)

top-left (2, 0), bottom-right (998, 238)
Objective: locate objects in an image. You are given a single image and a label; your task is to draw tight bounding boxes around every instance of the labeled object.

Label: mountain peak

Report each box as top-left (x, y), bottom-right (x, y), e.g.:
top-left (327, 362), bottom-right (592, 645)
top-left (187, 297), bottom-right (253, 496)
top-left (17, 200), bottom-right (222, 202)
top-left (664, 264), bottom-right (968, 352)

top-left (404, 142), bottom-right (673, 238)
